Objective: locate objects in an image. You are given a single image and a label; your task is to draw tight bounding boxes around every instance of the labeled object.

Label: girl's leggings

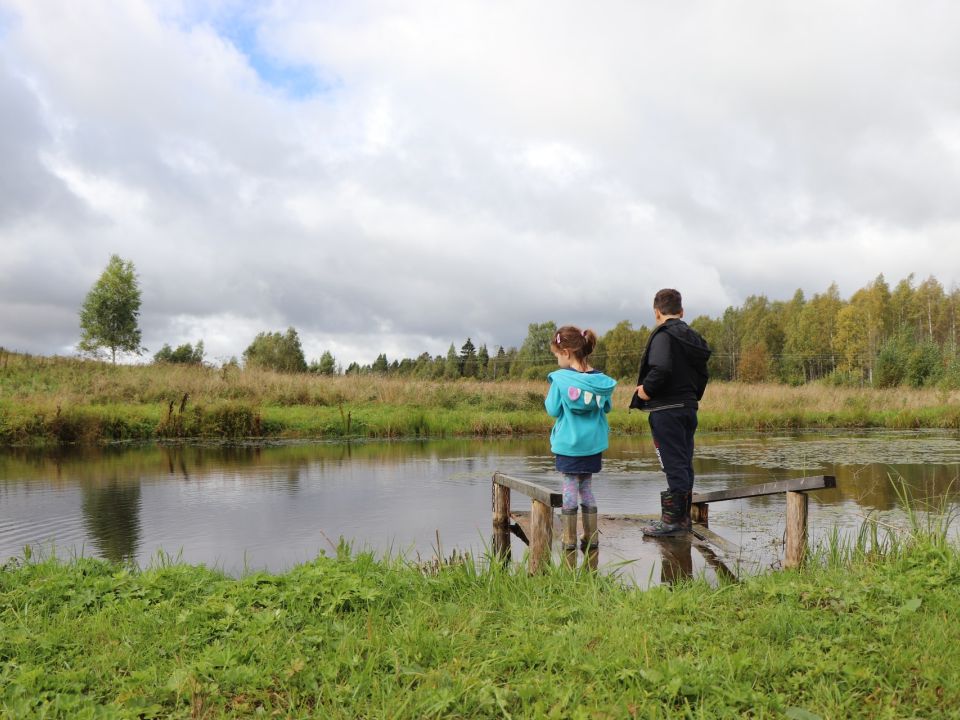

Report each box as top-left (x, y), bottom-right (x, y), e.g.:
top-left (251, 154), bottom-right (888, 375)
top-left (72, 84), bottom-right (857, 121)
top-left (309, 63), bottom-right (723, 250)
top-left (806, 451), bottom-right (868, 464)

top-left (562, 473), bottom-right (597, 512)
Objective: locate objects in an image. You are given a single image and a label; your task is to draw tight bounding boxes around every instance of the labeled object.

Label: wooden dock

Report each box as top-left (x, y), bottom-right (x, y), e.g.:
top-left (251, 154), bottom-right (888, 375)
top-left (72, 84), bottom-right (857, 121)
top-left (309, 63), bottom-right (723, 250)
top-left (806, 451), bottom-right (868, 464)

top-left (492, 471), bottom-right (836, 574)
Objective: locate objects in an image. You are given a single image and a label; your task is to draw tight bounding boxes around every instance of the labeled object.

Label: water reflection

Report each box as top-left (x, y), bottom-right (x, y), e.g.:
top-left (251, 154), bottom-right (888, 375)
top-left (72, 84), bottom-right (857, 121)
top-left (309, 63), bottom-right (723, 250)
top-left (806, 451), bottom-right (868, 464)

top-left (0, 431), bottom-right (957, 584)
top-left (80, 480), bottom-right (142, 563)
top-left (650, 535), bottom-right (693, 585)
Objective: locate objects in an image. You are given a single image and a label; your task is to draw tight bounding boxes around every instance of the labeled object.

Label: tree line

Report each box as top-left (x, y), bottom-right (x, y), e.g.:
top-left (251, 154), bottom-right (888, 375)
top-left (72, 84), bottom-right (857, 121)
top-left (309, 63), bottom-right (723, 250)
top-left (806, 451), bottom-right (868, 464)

top-left (77, 256), bottom-right (960, 388)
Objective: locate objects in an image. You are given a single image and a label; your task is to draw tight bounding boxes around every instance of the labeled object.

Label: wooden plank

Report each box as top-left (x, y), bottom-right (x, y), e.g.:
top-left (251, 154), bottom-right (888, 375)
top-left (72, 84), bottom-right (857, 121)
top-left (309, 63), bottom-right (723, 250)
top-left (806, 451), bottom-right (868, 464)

top-left (493, 472), bottom-right (563, 508)
top-left (528, 500), bottom-right (553, 573)
top-left (509, 515), bottom-right (530, 545)
top-left (691, 523), bottom-right (739, 556)
top-left (784, 491), bottom-right (808, 568)
top-left (692, 475), bottom-right (835, 504)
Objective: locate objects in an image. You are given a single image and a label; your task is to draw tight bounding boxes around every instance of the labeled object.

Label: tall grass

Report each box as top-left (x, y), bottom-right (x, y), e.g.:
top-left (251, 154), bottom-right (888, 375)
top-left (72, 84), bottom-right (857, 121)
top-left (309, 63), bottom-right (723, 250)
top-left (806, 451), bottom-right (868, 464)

top-left (815, 475), bottom-right (959, 569)
top-left (3, 352), bottom-right (960, 444)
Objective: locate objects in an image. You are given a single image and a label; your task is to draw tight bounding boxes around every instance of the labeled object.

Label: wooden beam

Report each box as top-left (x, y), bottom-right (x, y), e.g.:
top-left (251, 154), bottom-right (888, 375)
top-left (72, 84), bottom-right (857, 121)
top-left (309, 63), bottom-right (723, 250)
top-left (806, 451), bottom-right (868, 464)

top-left (491, 480), bottom-right (511, 560)
top-left (784, 491), bottom-right (809, 568)
top-left (528, 499), bottom-right (553, 573)
top-left (493, 472), bottom-right (563, 508)
top-left (691, 523), bottom-right (739, 556)
top-left (692, 475), bottom-right (835, 504)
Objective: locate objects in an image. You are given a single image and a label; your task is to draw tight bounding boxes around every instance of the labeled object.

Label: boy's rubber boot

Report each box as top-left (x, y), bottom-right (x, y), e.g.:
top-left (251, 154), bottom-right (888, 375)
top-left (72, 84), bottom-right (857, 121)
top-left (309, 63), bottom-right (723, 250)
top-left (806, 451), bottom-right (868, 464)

top-left (562, 509), bottom-right (578, 569)
top-left (641, 491), bottom-right (690, 537)
top-left (580, 505), bottom-right (599, 571)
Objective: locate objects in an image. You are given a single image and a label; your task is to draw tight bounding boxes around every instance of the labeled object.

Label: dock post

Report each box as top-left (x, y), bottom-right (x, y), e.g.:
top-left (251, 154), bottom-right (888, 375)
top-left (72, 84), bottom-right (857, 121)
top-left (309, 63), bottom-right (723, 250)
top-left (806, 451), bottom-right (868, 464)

top-left (529, 499), bottom-right (553, 573)
top-left (492, 480), bottom-right (511, 561)
top-left (691, 502), bottom-right (709, 525)
top-left (785, 491), bottom-right (808, 568)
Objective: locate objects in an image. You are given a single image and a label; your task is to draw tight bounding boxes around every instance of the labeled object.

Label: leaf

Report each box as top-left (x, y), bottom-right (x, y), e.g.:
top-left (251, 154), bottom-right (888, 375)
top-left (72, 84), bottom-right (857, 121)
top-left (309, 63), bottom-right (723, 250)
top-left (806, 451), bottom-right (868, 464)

top-left (785, 709), bottom-right (822, 720)
top-left (901, 597), bottom-right (922, 613)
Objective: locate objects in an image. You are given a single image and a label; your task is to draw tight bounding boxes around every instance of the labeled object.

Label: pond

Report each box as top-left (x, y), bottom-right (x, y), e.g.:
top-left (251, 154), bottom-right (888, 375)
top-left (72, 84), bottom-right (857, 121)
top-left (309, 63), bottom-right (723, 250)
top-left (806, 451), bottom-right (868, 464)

top-left (1, 430), bottom-right (958, 586)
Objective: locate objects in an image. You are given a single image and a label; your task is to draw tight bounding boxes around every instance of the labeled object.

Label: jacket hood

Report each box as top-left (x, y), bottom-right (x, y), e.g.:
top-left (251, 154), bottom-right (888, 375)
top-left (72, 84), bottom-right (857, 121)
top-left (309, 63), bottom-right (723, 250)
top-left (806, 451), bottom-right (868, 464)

top-left (548, 369), bottom-right (617, 414)
top-left (662, 320), bottom-right (712, 361)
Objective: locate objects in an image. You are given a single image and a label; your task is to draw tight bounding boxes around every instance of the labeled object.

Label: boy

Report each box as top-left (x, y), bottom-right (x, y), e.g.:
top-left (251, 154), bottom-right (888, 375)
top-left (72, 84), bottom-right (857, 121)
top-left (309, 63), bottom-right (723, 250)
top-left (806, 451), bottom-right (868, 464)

top-left (630, 289), bottom-right (711, 536)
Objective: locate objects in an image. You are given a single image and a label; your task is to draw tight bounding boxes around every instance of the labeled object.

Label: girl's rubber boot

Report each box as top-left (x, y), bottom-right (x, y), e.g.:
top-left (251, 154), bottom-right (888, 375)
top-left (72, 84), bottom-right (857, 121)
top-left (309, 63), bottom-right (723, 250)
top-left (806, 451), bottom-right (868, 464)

top-left (580, 505), bottom-right (599, 571)
top-left (562, 509), bottom-right (578, 569)
top-left (641, 491), bottom-right (690, 537)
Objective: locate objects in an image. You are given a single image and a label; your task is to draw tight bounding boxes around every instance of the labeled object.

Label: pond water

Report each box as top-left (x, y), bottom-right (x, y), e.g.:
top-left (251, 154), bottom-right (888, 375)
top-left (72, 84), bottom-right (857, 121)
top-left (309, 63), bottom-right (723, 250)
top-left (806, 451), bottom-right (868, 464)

top-left (1, 430), bottom-right (958, 586)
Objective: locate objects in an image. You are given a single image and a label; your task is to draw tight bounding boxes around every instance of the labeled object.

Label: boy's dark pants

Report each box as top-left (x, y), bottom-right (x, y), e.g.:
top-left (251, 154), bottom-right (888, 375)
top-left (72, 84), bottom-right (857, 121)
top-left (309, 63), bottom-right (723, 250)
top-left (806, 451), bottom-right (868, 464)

top-left (648, 407), bottom-right (698, 494)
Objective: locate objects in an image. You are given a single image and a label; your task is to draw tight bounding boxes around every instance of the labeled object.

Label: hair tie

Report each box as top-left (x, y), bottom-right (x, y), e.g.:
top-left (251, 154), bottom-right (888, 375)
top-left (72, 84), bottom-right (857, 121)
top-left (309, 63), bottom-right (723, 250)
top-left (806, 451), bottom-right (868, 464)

top-left (555, 332), bottom-right (562, 345)
top-left (581, 330), bottom-right (587, 338)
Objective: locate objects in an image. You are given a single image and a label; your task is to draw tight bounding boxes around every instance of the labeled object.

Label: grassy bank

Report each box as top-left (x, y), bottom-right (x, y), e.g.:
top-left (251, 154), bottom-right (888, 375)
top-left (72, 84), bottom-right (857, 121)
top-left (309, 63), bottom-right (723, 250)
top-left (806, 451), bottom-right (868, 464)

top-left (2, 353), bottom-right (960, 444)
top-left (3, 531), bottom-right (959, 718)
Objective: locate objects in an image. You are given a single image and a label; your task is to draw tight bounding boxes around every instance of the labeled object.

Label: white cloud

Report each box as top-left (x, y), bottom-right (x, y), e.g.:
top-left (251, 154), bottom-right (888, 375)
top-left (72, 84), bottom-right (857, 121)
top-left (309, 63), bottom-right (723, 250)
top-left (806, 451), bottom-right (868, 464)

top-left (1, 0), bottom-right (960, 365)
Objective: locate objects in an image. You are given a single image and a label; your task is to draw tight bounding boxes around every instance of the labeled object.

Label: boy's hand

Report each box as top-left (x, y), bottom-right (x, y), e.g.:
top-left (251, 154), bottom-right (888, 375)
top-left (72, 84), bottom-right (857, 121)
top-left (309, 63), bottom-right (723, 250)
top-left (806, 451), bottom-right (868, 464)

top-left (636, 385), bottom-right (650, 401)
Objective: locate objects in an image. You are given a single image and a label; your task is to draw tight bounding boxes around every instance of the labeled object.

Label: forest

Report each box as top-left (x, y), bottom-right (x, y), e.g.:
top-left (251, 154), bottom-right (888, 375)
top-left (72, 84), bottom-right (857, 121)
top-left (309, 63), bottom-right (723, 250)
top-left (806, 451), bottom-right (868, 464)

top-left (307, 273), bottom-right (960, 388)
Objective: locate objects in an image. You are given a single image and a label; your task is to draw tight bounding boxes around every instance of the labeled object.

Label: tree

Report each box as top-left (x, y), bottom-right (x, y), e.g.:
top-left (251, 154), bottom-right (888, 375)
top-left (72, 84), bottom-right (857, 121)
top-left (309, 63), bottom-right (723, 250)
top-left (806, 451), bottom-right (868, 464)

top-left (598, 320), bottom-right (648, 379)
top-left (78, 254), bottom-right (144, 363)
top-left (154, 340), bottom-right (204, 365)
top-left (310, 350), bottom-right (337, 375)
top-left (460, 338), bottom-right (478, 378)
top-left (514, 321), bottom-right (557, 378)
top-left (242, 327), bottom-right (308, 373)
top-left (371, 353), bottom-right (389, 374)
top-left (476, 344), bottom-right (490, 379)
top-left (444, 343), bottom-right (461, 379)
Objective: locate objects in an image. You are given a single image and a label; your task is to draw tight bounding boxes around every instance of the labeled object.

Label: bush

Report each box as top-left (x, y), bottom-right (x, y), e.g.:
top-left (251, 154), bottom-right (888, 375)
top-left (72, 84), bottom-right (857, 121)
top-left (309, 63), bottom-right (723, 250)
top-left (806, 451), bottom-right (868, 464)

top-left (874, 336), bottom-right (909, 387)
top-left (243, 328), bottom-right (307, 373)
top-left (906, 341), bottom-right (944, 388)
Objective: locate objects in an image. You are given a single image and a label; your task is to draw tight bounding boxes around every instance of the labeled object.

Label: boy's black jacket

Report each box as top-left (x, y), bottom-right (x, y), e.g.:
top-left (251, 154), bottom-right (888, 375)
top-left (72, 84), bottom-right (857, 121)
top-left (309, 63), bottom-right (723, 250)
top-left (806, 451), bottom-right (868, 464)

top-left (629, 318), bottom-right (711, 411)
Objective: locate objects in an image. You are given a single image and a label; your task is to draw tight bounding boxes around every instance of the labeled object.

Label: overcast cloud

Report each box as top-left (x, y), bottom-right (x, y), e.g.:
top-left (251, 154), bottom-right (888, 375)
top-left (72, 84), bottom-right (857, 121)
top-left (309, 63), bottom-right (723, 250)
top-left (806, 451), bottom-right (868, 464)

top-left (2, 0), bottom-right (960, 365)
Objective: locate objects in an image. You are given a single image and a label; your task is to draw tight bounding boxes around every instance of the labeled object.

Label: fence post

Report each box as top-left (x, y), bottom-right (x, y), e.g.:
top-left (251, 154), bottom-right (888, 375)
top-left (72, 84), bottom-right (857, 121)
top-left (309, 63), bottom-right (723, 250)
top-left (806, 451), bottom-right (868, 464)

top-left (785, 491), bottom-right (808, 568)
top-left (529, 499), bottom-right (553, 573)
top-left (691, 502), bottom-right (709, 525)
top-left (492, 480), bottom-right (511, 561)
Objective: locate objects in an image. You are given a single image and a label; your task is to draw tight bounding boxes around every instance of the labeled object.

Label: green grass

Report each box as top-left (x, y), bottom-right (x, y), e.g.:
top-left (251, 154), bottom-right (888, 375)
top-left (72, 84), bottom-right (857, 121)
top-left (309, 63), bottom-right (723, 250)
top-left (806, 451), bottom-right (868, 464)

top-left (3, 352), bottom-right (960, 444)
top-left (3, 532), bottom-right (960, 718)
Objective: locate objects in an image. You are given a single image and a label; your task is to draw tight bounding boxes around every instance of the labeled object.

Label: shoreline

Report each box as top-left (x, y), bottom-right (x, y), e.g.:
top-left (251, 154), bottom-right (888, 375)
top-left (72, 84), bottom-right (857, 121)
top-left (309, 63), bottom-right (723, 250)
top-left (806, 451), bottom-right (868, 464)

top-left (3, 403), bottom-right (960, 447)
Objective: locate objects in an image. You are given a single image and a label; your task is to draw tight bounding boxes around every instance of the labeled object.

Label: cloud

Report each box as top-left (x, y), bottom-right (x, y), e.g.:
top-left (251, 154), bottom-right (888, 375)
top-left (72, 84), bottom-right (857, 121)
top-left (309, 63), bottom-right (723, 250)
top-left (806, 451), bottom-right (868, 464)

top-left (1, 0), bottom-right (960, 365)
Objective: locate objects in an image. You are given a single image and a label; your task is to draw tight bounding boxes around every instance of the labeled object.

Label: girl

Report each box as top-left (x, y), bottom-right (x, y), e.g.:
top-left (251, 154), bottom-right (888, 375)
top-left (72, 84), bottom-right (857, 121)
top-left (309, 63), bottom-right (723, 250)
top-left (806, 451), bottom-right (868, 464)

top-left (545, 326), bottom-right (617, 567)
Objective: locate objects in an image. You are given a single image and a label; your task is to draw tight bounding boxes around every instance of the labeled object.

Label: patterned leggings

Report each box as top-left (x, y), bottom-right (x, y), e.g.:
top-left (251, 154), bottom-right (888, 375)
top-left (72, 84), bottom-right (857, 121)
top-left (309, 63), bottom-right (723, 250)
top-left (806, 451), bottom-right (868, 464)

top-left (562, 474), bottom-right (597, 512)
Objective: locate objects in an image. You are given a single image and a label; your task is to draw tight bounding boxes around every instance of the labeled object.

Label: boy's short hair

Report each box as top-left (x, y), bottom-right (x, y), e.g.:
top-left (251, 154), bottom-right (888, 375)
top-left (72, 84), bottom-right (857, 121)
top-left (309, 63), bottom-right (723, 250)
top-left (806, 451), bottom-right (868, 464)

top-left (653, 288), bottom-right (683, 316)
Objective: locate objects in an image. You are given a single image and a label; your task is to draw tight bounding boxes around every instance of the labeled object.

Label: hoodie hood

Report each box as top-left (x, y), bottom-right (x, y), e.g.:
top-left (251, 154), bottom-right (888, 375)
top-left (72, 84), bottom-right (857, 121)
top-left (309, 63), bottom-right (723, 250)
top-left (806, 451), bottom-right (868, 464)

top-left (662, 320), bottom-right (712, 362)
top-left (547, 369), bottom-right (617, 415)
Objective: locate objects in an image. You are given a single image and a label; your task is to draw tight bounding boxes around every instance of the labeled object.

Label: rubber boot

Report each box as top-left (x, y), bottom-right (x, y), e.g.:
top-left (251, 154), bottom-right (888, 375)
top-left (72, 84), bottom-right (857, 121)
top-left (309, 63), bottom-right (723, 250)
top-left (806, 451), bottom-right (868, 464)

top-left (562, 509), bottom-right (578, 569)
top-left (580, 505), bottom-right (599, 571)
top-left (642, 491), bottom-right (690, 537)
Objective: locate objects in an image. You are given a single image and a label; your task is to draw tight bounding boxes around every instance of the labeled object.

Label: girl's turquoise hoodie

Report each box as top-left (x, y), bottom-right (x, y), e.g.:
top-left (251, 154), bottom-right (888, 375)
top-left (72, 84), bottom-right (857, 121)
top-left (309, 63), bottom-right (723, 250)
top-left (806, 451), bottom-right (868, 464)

top-left (545, 369), bottom-right (618, 457)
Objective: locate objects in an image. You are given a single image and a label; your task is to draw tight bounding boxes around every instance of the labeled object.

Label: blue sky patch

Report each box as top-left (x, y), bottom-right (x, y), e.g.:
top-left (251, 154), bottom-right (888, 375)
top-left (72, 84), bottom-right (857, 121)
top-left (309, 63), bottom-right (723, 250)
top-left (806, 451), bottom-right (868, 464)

top-left (209, 10), bottom-right (333, 100)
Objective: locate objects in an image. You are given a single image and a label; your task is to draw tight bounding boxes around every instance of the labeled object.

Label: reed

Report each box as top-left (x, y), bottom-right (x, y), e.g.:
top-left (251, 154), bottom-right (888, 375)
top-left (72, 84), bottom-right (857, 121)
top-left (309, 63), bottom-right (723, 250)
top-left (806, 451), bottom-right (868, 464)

top-left (3, 352), bottom-right (960, 444)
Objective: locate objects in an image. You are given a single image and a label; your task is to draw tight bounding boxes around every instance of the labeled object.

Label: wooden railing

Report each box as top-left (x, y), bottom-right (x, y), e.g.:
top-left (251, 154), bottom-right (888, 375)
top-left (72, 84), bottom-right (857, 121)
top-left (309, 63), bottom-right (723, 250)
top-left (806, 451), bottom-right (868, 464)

top-left (491, 472), bottom-right (561, 573)
top-left (493, 471), bottom-right (837, 572)
top-left (691, 474), bottom-right (836, 568)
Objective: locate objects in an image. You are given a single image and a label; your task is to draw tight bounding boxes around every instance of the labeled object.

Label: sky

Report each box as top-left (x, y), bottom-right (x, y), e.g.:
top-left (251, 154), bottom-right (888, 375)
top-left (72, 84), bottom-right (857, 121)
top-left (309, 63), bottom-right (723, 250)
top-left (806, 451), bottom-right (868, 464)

top-left (2, 0), bottom-right (960, 366)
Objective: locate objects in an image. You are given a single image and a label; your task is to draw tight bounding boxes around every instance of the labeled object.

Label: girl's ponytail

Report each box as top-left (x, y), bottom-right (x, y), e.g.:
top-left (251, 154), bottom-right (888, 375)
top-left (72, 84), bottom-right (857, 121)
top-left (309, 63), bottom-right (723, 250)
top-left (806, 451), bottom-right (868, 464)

top-left (552, 326), bottom-right (598, 361)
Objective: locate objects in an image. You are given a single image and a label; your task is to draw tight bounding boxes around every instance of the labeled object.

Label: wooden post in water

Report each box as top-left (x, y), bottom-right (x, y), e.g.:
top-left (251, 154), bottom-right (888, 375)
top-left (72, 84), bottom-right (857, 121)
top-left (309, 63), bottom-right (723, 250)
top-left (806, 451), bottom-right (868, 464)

top-left (529, 499), bottom-right (553, 574)
top-left (492, 481), bottom-right (511, 561)
top-left (784, 491), bottom-right (808, 568)
top-left (691, 502), bottom-right (709, 525)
